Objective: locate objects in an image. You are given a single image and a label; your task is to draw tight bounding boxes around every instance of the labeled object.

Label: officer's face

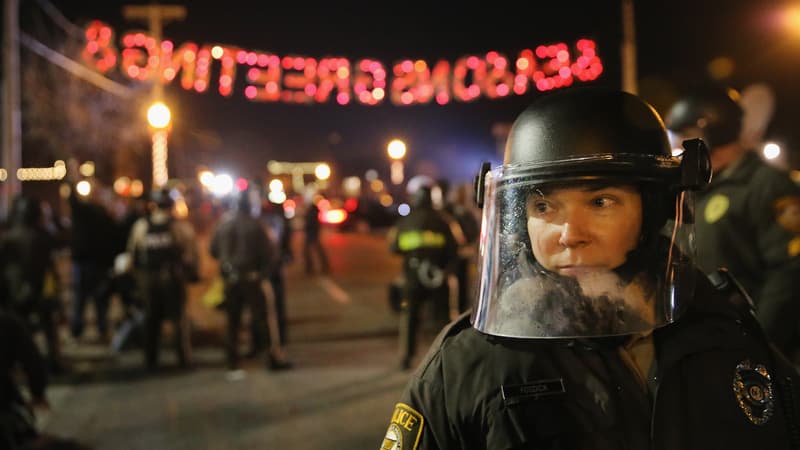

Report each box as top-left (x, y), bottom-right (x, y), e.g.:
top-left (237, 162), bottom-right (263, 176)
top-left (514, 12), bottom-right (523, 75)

top-left (526, 184), bottom-right (642, 276)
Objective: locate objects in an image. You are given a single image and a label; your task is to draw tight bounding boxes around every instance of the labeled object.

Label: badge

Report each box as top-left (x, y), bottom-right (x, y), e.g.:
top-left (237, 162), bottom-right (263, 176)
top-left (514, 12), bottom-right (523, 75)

top-left (381, 403), bottom-right (424, 450)
top-left (774, 195), bottom-right (800, 233)
top-left (704, 194), bottom-right (729, 224)
top-left (732, 360), bottom-right (774, 425)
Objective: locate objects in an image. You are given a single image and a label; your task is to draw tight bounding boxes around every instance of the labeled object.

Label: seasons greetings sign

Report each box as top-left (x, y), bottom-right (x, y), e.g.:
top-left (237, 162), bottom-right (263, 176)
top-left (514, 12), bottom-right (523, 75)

top-left (81, 20), bottom-right (604, 106)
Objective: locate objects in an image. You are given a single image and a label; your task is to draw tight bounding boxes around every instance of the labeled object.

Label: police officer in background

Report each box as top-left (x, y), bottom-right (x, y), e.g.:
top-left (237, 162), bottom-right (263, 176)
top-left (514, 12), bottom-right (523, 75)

top-left (388, 185), bottom-right (459, 370)
top-left (210, 188), bottom-right (290, 374)
top-left (127, 189), bottom-right (198, 371)
top-left (380, 88), bottom-right (800, 449)
top-left (666, 84), bottom-right (800, 360)
top-left (435, 179), bottom-right (481, 315)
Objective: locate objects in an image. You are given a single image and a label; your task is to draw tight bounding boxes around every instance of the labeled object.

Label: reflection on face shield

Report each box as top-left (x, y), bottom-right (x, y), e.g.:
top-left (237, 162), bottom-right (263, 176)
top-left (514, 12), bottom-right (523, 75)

top-left (472, 172), bottom-right (693, 339)
top-left (495, 183), bottom-right (655, 337)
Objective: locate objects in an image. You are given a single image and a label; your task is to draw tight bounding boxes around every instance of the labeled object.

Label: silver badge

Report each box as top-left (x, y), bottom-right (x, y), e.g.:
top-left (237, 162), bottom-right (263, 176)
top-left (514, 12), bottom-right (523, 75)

top-left (733, 360), bottom-right (774, 425)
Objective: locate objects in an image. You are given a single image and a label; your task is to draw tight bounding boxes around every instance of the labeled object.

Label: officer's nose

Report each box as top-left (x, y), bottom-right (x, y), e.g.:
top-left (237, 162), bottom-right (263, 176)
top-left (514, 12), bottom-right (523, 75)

top-left (558, 213), bottom-right (591, 248)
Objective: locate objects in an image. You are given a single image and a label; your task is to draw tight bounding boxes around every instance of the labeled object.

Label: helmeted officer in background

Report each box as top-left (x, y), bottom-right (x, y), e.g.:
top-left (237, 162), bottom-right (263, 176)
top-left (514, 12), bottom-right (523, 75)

top-left (388, 185), bottom-right (459, 370)
top-left (380, 87), bottom-right (800, 449)
top-left (434, 179), bottom-right (481, 315)
top-left (210, 188), bottom-right (290, 373)
top-left (666, 84), bottom-right (800, 360)
top-left (127, 189), bottom-right (198, 371)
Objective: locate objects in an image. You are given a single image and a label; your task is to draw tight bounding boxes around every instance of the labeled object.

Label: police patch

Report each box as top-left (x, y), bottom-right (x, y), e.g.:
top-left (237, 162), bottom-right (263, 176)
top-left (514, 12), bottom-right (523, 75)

top-left (381, 403), bottom-right (424, 450)
top-left (732, 360), bottom-right (774, 425)
top-left (704, 194), bottom-right (729, 224)
top-left (774, 195), bottom-right (800, 233)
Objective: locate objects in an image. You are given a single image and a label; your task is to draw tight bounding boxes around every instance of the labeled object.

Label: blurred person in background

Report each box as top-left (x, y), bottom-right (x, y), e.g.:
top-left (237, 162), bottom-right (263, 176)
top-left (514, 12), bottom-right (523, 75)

top-left (303, 196), bottom-right (330, 276)
top-left (380, 87), bottom-right (800, 450)
top-left (110, 197), bottom-right (148, 325)
top-left (387, 185), bottom-right (459, 370)
top-left (261, 198), bottom-right (293, 346)
top-left (210, 188), bottom-right (290, 377)
top-left (435, 179), bottom-right (481, 314)
top-left (0, 196), bottom-right (62, 373)
top-left (0, 311), bottom-right (90, 450)
top-left (65, 162), bottom-right (118, 342)
top-left (127, 189), bottom-right (198, 371)
top-left (666, 84), bottom-right (800, 361)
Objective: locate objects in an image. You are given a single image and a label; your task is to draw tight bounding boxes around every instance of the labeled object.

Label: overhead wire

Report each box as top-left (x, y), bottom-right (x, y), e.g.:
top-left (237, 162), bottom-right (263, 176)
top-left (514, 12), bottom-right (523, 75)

top-left (23, 0), bottom-right (134, 98)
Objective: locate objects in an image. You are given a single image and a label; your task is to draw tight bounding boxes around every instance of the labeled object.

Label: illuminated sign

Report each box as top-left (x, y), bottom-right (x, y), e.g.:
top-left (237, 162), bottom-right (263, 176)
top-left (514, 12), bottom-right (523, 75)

top-left (82, 20), bottom-right (604, 106)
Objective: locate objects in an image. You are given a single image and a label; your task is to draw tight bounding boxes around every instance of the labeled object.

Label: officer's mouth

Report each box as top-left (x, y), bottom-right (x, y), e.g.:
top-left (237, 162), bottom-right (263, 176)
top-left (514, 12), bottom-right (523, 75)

top-left (556, 265), bottom-right (606, 277)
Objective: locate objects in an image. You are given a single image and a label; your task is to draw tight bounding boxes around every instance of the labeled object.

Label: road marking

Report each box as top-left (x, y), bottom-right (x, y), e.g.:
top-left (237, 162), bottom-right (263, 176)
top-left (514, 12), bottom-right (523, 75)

top-left (317, 276), bottom-right (351, 304)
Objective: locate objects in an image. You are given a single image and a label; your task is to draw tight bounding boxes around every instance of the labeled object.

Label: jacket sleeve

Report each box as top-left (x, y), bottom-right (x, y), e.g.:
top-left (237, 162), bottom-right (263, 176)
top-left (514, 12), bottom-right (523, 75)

top-left (382, 375), bottom-right (456, 450)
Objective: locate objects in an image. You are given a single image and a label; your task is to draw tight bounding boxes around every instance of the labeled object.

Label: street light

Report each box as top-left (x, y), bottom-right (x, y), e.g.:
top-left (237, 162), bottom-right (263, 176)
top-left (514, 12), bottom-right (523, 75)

top-left (147, 101), bottom-right (172, 188)
top-left (387, 139), bottom-right (406, 185)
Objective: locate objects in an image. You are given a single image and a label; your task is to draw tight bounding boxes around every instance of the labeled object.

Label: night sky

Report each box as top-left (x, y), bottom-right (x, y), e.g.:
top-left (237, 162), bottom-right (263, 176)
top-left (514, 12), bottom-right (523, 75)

top-left (30, 1), bottom-right (800, 184)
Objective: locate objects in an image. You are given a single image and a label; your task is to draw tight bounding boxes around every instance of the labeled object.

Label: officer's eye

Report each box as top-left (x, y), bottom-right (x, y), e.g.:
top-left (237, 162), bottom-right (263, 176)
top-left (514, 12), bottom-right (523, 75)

top-left (591, 196), bottom-right (616, 208)
top-left (531, 200), bottom-right (552, 214)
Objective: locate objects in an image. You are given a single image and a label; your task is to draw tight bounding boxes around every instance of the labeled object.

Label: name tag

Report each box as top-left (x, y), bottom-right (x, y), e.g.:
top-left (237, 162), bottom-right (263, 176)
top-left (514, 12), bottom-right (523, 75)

top-left (501, 379), bottom-right (566, 405)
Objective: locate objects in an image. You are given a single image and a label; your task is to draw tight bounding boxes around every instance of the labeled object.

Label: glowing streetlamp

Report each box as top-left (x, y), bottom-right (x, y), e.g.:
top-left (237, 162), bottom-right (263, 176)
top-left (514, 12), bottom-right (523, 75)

top-left (315, 163), bottom-right (331, 180)
top-left (147, 101), bottom-right (172, 188)
top-left (387, 139), bottom-right (406, 185)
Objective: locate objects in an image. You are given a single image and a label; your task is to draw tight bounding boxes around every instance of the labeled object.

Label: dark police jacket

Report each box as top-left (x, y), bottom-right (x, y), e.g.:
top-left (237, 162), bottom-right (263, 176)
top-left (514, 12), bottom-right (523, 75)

top-left (694, 152), bottom-right (800, 349)
top-left (382, 272), bottom-right (800, 449)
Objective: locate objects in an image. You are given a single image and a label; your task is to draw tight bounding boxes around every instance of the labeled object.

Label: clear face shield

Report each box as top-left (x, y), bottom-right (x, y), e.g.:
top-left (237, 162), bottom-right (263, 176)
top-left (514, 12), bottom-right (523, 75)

top-left (471, 157), bottom-right (700, 339)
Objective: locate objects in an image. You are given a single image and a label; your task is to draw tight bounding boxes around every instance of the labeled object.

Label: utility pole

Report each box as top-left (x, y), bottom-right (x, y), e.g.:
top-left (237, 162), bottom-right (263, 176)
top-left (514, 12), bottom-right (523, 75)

top-left (122, 4), bottom-right (186, 101)
top-left (122, 4), bottom-right (186, 187)
top-left (2, 0), bottom-right (22, 219)
top-left (621, 0), bottom-right (638, 94)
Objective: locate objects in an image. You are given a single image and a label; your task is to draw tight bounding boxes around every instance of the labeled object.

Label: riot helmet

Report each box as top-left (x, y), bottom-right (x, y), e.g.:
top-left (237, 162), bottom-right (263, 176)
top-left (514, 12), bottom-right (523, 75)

top-left (149, 189), bottom-right (174, 210)
top-left (472, 87), bottom-right (711, 339)
top-left (665, 84), bottom-right (743, 149)
top-left (411, 186), bottom-right (434, 209)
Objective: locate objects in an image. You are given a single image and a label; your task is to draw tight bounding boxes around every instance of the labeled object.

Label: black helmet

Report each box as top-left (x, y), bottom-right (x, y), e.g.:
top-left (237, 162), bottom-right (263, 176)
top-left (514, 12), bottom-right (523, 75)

top-left (506, 87), bottom-right (677, 185)
top-left (410, 186), bottom-right (434, 209)
top-left (471, 87), bottom-right (710, 340)
top-left (149, 189), bottom-right (174, 209)
top-left (665, 84), bottom-right (743, 149)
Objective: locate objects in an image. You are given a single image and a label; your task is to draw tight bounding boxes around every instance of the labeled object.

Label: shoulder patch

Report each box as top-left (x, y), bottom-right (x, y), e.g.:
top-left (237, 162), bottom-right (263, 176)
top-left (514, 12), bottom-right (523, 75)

top-left (704, 194), bottom-right (729, 224)
top-left (381, 403), bottom-right (424, 450)
top-left (774, 195), bottom-right (800, 233)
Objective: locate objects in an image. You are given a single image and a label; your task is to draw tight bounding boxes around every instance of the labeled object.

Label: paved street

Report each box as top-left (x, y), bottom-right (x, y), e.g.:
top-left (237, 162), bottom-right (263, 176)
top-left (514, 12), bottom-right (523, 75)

top-left (37, 228), bottom-right (441, 450)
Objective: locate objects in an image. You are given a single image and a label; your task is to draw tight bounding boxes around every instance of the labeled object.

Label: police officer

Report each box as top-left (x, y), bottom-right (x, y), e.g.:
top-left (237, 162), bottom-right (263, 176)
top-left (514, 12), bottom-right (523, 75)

top-left (210, 188), bottom-right (290, 373)
top-left (388, 185), bottom-right (459, 370)
top-left (435, 179), bottom-right (480, 315)
top-left (127, 189), bottom-right (198, 371)
top-left (380, 87), bottom-right (800, 449)
top-left (666, 85), bottom-right (800, 359)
